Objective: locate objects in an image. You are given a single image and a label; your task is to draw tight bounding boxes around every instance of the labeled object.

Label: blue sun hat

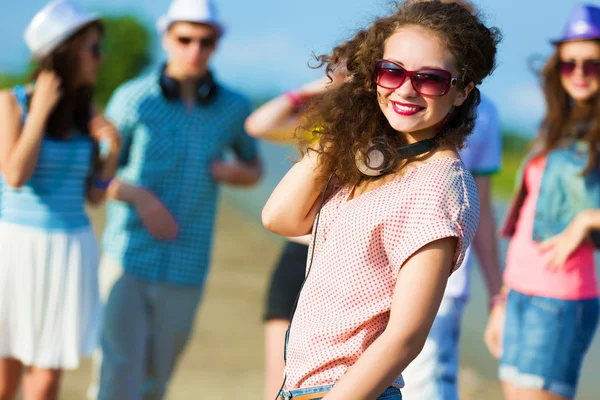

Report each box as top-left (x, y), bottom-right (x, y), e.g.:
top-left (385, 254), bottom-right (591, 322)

top-left (552, 4), bottom-right (600, 45)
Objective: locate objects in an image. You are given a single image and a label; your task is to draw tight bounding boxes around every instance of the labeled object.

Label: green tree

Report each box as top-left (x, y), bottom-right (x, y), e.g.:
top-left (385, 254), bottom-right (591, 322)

top-left (95, 15), bottom-right (152, 106)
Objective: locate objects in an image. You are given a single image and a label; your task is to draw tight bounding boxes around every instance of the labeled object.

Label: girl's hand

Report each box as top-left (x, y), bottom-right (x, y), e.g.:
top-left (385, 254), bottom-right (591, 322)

top-left (484, 300), bottom-right (506, 359)
top-left (540, 212), bottom-right (589, 270)
top-left (30, 70), bottom-right (62, 116)
top-left (90, 115), bottom-right (122, 156)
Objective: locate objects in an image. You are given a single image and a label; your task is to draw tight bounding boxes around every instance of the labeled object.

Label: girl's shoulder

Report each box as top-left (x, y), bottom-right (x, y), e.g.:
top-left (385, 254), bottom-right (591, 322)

top-left (393, 157), bottom-right (477, 212)
top-left (404, 157), bottom-right (470, 187)
top-left (0, 88), bottom-right (24, 123)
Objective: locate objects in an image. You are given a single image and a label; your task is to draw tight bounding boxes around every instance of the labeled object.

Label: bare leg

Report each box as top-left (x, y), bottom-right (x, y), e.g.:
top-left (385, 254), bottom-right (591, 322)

top-left (513, 387), bottom-right (569, 400)
top-left (503, 382), bottom-right (570, 400)
top-left (264, 319), bottom-right (289, 400)
top-left (0, 358), bottom-right (23, 400)
top-left (22, 366), bottom-right (62, 400)
top-left (502, 381), bottom-right (519, 400)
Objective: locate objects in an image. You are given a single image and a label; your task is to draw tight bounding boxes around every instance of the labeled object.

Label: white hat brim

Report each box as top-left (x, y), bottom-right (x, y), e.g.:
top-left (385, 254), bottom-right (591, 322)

top-left (156, 15), bottom-right (224, 36)
top-left (29, 13), bottom-right (101, 60)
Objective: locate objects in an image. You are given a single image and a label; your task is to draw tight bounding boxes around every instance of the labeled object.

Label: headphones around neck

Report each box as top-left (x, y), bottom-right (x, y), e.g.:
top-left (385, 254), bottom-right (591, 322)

top-left (158, 64), bottom-right (218, 104)
top-left (355, 137), bottom-right (437, 176)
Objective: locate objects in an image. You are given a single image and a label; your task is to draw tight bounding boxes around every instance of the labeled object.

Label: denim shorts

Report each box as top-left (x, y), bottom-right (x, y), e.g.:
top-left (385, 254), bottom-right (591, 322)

top-left (279, 384), bottom-right (402, 399)
top-left (499, 290), bottom-right (599, 398)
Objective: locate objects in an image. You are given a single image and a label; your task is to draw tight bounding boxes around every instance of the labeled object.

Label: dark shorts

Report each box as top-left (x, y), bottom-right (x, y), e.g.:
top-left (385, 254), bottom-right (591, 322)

top-left (264, 241), bottom-right (308, 321)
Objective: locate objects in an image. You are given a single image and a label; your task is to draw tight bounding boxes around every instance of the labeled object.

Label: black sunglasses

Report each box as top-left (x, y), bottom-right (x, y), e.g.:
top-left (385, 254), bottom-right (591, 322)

top-left (176, 36), bottom-right (217, 48)
top-left (88, 42), bottom-right (103, 60)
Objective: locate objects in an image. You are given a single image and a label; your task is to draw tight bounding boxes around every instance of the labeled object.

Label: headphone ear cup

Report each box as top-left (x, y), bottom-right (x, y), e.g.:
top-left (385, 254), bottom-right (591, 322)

top-left (196, 80), bottom-right (217, 104)
top-left (355, 143), bottom-right (396, 176)
top-left (159, 70), bottom-right (180, 100)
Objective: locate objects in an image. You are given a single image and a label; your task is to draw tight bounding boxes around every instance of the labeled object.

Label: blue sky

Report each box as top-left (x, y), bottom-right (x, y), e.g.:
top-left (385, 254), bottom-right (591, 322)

top-left (1, 0), bottom-right (599, 133)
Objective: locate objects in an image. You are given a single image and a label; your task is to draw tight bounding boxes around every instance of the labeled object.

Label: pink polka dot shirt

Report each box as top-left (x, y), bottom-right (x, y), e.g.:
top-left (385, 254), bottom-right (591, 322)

top-left (285, 157), bottom-right (480, 390)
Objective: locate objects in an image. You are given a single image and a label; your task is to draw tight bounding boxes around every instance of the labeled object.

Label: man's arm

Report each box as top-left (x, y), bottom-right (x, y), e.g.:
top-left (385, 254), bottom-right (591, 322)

top-left (211, 157), bottom-right (262, 187)
top-left (107, 178), bottom-right (179, 240)
top-left (473, 176), bottom-right (503, 298)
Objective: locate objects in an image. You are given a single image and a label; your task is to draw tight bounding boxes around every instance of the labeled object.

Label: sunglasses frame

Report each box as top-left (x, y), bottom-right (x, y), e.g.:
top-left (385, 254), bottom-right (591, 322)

top-left (175, 35), bottom-right (218, 48)
top-left (374, 59), bottom-right (459, 97)
top-left (87, 42), bottom-right (103, 61)
top-left (558, 59), bottom-right (600, 77)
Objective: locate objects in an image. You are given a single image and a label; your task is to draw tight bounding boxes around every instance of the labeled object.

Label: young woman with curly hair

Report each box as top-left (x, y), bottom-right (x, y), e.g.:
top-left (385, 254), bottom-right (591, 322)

top-left (262, 1), bottom-right (500, 399)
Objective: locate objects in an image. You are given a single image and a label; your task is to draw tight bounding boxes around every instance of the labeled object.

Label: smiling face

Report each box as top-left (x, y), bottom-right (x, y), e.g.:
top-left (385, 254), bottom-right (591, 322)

top-left (558, 40), bottom-right (600, 103)
top-left (376, 25), bottom-right (473, 140)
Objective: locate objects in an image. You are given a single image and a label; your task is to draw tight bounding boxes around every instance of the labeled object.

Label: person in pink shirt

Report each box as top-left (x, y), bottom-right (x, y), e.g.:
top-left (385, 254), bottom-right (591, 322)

top-left (262, 1), bottom-right (499, 398)
top-left (485, 4), bottom-right (600, 400)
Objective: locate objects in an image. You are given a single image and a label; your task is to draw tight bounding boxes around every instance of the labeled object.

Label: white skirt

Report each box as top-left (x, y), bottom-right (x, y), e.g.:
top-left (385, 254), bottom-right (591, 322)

top-left (0, 221), bottom-right (100, 369)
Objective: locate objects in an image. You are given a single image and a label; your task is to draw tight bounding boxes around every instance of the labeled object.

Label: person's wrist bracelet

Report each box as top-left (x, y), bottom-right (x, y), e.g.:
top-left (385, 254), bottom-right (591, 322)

top-left (489, 293), bottom-right (507, 312)
top-left (93, 176), bottom-right (113, 189)
top-left (284, 91), bottom-right (304, 109)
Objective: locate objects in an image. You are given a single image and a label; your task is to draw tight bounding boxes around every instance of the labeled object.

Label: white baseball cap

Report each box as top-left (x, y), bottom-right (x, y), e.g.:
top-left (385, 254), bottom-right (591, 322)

top-left (24, 0), bottom-right (100, 61)
top-left (157, 0), bottom-right (225, 36)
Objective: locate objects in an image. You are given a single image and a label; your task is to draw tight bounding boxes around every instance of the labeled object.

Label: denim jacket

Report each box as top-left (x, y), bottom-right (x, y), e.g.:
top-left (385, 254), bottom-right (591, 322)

top-left (501, 140), bottom-right (600, 247)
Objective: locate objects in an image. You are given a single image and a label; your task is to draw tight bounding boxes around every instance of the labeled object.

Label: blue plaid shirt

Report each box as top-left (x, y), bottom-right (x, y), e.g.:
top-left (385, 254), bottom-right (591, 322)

top-left (102, 68), bottom-right (258, 286)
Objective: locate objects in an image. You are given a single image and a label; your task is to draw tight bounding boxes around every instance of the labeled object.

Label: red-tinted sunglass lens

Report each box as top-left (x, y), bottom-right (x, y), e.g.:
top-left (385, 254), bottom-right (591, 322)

top-left (375, 62), bottom-right (406, 89)
top-left (412, 71), bottom-right (452, 96)
top-left (583, 61), bottom-right (600, 77)
top-left (559, 61), bottom-right (577, 76)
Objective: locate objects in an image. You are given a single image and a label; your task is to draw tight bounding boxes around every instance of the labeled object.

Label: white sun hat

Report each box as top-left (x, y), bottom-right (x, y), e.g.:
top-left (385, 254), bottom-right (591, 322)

top-left (157, 0), bottom-right (225, 36)
top-left (24, 0), bottom-right (100, 61)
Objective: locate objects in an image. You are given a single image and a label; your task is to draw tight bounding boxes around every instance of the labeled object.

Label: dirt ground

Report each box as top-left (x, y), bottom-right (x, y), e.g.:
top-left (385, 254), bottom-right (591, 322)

top-left (57, 202), bottom-right (503, 400)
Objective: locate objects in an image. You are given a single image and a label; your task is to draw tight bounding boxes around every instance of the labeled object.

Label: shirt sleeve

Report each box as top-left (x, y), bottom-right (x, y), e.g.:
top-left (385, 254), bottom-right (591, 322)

top-left (382, 167), bottom-right (479, 279)
top-left (469, 98), bottom-right (502, 176)
top-left (105, 85), bottom-right (137, 167)
top-left (230, 99), bottom-right (259, 162)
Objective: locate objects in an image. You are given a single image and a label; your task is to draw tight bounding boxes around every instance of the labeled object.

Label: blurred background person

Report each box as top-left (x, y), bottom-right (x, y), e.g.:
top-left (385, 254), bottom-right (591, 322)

top-left (486, 4), bottom-right (600, 400)
top-left (92, 0), bottom-right (262, 398)
top-left (0, 1), bottom-right (121, 399)
top-left (245, 70), bottom-right (346, 400)
top-left (401, 90), bottom-right (503, 400)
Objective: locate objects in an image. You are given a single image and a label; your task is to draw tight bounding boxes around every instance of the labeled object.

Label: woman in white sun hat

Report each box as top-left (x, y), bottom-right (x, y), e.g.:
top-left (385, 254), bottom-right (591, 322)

top-left (0, 1), bottom-right (121, 399)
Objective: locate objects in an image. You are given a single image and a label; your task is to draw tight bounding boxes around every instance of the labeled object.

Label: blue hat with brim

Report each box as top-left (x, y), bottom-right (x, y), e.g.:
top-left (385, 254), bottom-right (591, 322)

top-left (552, 4), bottom-right (600, 45)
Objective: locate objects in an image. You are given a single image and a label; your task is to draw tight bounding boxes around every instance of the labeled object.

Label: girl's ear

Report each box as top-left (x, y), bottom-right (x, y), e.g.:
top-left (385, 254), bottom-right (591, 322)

top-left (453, 82), bottom-right (475, 107)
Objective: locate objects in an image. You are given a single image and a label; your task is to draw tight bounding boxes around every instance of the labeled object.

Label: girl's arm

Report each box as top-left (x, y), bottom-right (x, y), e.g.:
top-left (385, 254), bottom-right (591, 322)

top-left (540, 208), bottom-right (600, 269)
top-left (323, 237), bottom-right (457, 400)
top-left (245, 77), bottom-right (334, 143)
top-left (86, 115), bottom-right (122, 204)
top-left (244, 92), bottom-right (304, 143)
top-left (262, 150), bottom-right (326, 237)
top-left (0, 71), bottom-right (61, 188)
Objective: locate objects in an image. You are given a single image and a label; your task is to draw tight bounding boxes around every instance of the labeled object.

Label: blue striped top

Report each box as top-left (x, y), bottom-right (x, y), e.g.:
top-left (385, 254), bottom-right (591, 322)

top-left (0, 85), bottom-right (94, 231)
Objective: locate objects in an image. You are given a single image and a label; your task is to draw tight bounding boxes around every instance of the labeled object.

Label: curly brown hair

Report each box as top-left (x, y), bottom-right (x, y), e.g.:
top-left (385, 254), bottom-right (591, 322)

top-left (537, 44), bottom-right (600, 174)
top-left (302, 0), bottom-right (501, 186)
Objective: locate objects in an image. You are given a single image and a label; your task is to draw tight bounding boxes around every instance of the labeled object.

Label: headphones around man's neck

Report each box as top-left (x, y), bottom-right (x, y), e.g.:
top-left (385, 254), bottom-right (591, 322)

top-left (158, 64), bottom-right (218, 104)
